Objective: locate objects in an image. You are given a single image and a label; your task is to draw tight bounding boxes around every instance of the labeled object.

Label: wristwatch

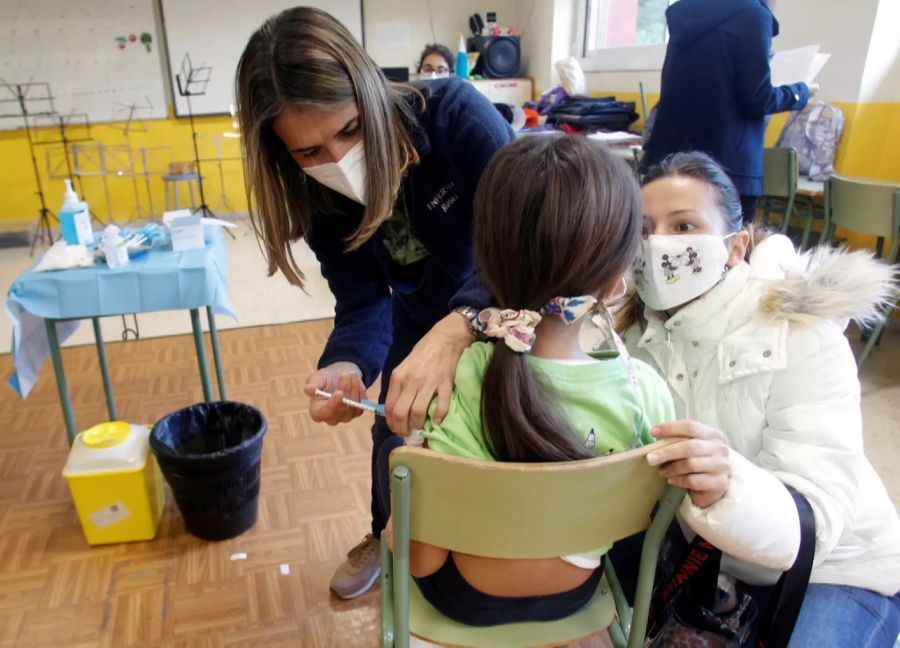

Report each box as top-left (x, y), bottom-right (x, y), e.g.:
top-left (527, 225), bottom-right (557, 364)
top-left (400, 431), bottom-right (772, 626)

top-left (453, 305), bottom-right (488, 340)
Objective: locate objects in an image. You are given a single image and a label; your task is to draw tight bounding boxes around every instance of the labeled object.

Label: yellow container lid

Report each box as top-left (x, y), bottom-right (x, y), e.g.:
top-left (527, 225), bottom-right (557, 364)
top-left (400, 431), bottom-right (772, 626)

top-left (63, 422), bottom-right (151, 476)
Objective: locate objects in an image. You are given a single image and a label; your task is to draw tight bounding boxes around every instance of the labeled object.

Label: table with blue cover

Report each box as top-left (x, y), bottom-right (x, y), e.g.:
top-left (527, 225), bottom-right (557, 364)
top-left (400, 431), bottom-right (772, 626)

top-left (6, 226), bottom-right (236, 443)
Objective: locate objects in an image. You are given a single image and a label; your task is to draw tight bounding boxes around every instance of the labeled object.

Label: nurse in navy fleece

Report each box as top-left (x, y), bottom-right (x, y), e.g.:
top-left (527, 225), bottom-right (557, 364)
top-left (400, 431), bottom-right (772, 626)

top-left (641, 0), bottom-right (816, 224)
top-left (236, 7), bottom-right (512, 599)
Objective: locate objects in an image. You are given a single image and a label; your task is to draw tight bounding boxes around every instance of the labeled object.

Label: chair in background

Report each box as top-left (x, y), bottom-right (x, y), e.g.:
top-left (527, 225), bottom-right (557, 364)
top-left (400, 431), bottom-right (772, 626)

top-left (822, 176), bottom-right (900, 369)
top-left (380, 443), bottom-right (684, 648)
top-left (761, 147), bottom-right (800, 236)
top-left (162, 161), bottom-right (201, 211)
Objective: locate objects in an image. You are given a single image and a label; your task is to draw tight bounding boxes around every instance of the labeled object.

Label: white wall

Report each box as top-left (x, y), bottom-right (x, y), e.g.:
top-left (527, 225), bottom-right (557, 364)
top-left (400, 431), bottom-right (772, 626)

top-left (859, 0), bottom-right (900, 102)
top-left (362, 0), bottom-right (523, 71)
top-left (772, 0), bottom-right (879, 103)
top-left (519, 0), bottom-right (579, 92)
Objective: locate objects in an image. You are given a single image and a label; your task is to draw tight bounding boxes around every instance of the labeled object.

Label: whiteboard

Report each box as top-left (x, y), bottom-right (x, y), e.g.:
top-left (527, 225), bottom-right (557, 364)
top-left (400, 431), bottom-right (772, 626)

top-left (0, 0), bottom-right (168, 129)
top-left (161, 1), bottom-right (364, 117)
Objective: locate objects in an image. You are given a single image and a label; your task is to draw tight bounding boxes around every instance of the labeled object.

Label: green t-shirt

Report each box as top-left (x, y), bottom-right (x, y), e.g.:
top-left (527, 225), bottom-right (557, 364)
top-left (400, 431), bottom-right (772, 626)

top-left (423, 342), bottom-right (676, 461)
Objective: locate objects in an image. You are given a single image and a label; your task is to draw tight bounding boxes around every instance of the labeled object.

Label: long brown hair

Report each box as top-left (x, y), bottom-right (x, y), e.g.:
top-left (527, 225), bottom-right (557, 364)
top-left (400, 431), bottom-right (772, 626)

top-left (474, 135), bottom-right (642, 462)
top-left (235, 6), bottom-right (422, 288)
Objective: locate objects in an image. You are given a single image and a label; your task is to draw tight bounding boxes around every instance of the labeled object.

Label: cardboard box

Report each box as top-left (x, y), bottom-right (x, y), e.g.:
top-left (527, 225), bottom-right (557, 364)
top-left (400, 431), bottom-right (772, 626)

top-left (163, 209), bottom-right (204, 251)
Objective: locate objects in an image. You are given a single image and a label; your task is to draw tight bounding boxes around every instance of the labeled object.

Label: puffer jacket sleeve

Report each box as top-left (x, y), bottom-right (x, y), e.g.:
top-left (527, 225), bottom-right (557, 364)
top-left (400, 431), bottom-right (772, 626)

top-left (679, 320), bottom-right (861, 571)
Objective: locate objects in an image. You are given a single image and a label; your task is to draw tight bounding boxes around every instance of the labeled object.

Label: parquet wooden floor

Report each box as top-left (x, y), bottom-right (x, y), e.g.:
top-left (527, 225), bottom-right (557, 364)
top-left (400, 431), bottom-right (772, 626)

top-left (0, 320), bottom-right (609, 648)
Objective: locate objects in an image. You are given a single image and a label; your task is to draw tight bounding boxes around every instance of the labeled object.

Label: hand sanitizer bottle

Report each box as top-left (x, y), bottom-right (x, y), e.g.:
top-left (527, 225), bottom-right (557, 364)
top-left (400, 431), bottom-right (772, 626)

top-left (103, 225), bottom-right (129, 269)
top-left (59, 179), bottom-right (93, 246)
top-left (456, 33), bottom-right (469, 79)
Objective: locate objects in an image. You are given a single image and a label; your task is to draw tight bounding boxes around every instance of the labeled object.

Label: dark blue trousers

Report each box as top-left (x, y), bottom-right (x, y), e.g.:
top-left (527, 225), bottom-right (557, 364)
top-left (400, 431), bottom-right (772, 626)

top-left (370, 300), bottom-right (430, 537)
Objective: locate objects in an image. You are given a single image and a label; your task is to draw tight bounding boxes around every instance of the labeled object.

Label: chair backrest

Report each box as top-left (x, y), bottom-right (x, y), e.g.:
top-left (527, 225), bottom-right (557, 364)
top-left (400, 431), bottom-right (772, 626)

top-left (389, 441), bottom-right (672, 560)
top-left (762, 147), bottom-right (798, 199)
top-left (826, 176), bottom-right (900, 240)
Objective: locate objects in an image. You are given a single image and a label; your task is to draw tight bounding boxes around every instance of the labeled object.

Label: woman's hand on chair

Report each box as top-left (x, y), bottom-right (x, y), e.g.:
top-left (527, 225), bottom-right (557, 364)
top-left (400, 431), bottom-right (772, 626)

top-left (385, 312), bottom-right (474, 436)
top-left (303, 362), bottom-right (367, 426)
top-left (647, 420), bottom-right (731, 508)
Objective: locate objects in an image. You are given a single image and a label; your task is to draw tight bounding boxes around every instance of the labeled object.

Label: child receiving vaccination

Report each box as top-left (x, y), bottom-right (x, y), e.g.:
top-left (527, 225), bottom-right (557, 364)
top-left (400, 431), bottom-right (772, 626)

top-left (385, 134), bottom-right (676, 627)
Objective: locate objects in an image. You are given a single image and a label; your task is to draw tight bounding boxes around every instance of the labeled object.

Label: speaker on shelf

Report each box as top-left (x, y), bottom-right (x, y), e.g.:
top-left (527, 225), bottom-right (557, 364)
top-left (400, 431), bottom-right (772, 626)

top-left (467, 35), bottom-right (521, 79)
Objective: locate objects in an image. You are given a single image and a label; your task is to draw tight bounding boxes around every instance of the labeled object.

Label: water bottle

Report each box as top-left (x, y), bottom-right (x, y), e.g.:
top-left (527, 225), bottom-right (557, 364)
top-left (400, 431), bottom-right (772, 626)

top-left (59, 179), bottom-right (93, 246)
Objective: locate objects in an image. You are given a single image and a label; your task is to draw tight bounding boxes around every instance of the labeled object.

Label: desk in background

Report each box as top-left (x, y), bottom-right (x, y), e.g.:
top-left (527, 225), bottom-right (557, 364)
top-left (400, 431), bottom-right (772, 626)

top-left (466, 78), bottom-right (533, 107)
top-left (797, 178), bottom-right (825, 198)
top-left (6, 227), bottom-right (235, 443)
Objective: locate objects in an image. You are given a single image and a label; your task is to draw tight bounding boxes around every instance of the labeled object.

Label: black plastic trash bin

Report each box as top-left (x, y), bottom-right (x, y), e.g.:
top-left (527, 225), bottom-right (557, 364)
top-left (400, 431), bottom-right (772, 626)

top-left (150, 401), bottom-right (267, 541)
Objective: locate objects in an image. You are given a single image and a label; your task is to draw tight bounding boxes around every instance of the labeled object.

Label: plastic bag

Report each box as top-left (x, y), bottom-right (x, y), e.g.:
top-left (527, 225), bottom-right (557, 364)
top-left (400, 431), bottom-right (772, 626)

top-left (555, 56), bottom-right (587, 96)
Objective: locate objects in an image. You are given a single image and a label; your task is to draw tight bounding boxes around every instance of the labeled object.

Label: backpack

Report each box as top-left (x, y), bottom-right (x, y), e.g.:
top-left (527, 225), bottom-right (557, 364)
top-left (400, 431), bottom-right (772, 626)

top-left (774, 102), bottom-right (845, 181)
top-left (546, 96), bottom-right (639, 132)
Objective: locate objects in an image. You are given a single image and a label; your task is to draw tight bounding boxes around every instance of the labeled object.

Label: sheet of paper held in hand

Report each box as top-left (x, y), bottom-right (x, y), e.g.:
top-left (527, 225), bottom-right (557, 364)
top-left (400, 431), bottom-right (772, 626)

top-left (770, 44), bottom-right (830, 87)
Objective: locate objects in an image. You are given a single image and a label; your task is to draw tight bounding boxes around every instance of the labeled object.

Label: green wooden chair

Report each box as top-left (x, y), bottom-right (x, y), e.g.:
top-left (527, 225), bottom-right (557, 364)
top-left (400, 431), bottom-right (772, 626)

top-left (380, 443), bottom-right (684, 648)
top-left (822, 176), bottom-right (900, 369)
top-left (761, 147), bottom-right (801, 236)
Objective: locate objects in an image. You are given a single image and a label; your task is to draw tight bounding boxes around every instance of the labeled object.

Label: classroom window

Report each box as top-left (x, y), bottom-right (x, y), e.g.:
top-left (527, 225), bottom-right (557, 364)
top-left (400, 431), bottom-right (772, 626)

top-left (584, 0), bottom-right (677, 55)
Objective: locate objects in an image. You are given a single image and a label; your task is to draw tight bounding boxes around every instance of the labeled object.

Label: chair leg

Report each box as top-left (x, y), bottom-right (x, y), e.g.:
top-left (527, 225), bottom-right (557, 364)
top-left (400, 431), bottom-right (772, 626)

top-left (391, 467), bottom-right (411, 648)
top-left (380, 531), bottom-right (395, 648)
top-left (857, 320), bottom-right (883, 370)
top-left (857, 299), bottom-right (896, 370)
top-left (781, 198), bottom-right (792, 234)
top-left (609, 619), bottom-right (628, 648)
top-left (605, 559), bottom-right (631, 648)
top-left (627, 486), bottom-right (685, 648)
top-left (605, 559), bottom-right (632, 636)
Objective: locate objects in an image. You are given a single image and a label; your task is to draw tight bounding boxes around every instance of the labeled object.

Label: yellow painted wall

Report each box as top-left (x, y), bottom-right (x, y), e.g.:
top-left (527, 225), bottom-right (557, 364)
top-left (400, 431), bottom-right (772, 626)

top-left (0, 110), bottom-right (247, 225)
top-left (3, 93), bottom-right (897, 234)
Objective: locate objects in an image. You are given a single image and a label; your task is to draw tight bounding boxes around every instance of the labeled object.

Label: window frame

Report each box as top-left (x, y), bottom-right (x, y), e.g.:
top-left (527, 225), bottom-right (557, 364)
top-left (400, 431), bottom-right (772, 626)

top-left (577, 0), bottom-right (674, 72)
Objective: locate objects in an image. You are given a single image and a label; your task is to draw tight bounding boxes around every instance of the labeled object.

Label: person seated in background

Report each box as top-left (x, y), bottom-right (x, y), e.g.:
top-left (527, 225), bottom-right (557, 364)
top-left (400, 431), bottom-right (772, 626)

top-left (385, 134), bottom-right (676, 626)
top-left (416, 43), bottom-right (454, 79)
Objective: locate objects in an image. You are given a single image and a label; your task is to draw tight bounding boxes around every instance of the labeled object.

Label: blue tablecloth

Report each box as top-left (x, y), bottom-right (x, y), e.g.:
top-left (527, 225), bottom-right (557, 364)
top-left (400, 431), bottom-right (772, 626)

top-left (6, 226), bottom-right (236, 398)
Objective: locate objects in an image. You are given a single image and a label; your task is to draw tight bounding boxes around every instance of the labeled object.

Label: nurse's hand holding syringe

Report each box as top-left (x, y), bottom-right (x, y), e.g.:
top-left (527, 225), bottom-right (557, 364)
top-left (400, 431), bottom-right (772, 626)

top-left (313, 388), bottom-right (424, 446)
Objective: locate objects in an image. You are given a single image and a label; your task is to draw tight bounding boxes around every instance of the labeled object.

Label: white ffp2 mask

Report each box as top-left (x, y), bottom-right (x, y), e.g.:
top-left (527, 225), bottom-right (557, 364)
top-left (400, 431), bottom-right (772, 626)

top-left (633, 234), bottom-right (733, 311)
top-left (302, 141), bottom-right (367, 205)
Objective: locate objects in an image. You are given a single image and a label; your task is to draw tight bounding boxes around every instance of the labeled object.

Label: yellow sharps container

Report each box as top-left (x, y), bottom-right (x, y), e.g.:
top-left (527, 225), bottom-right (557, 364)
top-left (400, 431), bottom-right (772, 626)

top-left (62, 421), bottom-right (165, 545)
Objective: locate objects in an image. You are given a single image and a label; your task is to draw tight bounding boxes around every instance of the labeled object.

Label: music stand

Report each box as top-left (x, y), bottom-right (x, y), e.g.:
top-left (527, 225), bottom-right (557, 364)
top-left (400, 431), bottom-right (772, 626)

top-left (175, 54), bottom-right (235, 236)
top-left (112, 99), bottom-right (153, 218)
top-left (32, 111), bottom-right (105, 225)
top-left (0, 80), bottom-right (59, 255)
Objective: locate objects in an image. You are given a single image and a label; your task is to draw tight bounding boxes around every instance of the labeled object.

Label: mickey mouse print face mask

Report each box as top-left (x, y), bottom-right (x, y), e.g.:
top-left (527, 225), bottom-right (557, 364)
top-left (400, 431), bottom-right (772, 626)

top-left (633, 234), bottom-right (732, 311)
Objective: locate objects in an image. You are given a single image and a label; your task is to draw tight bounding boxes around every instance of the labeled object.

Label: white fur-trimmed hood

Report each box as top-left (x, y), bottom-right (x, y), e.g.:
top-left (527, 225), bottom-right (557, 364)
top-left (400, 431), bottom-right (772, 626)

top-left (755, 236), bottom-right (898, 325)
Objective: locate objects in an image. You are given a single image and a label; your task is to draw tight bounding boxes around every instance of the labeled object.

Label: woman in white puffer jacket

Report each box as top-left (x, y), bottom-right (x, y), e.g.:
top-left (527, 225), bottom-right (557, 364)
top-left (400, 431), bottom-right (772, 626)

top-left (619, 151), bottom-right (900, 647)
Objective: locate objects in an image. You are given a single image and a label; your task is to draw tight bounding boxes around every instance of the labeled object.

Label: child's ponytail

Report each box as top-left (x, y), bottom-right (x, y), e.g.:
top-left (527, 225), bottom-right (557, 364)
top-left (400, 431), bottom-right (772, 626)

top-left (480, 342), bottom-right (593, 462)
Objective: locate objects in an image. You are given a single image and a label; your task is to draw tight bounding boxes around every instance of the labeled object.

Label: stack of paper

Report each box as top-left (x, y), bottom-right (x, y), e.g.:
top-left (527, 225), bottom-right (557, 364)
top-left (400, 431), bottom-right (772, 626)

top-left (587, 131), bottom-right (643, 145)
top-left (770, 44), bottom-right (830, 87)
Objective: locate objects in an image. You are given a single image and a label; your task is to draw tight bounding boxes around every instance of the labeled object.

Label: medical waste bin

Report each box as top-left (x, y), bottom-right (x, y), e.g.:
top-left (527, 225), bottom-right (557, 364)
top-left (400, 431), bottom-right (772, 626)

top-left (62, 421), bottom-right (165, 545)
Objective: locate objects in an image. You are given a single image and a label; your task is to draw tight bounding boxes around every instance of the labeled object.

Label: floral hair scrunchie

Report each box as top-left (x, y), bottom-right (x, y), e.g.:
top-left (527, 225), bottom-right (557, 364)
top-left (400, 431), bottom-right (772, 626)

top-left (476, 308), bottom-right (542, 353)
top-left (475, 295), bottom-right (600, 353)
top-left (541, 296), bottom-right (598, 324)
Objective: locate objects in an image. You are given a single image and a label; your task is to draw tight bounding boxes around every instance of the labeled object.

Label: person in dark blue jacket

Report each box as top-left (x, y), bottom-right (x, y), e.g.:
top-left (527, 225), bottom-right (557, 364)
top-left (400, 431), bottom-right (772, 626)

top-left (236, 7), bottom-right (512, 599)
top-left (641, 0), bottom-right (815, 224)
